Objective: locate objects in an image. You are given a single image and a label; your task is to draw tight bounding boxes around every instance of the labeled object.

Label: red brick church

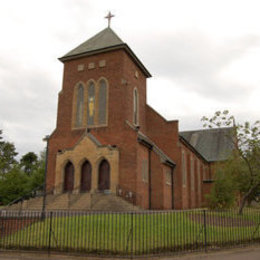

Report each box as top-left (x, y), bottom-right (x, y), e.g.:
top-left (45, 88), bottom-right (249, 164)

top-left (46, 21), bottom-right (232, 210)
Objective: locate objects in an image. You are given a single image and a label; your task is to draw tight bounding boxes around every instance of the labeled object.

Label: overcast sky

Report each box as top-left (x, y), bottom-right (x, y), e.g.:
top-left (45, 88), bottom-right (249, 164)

top-left (0, 0), bottom-right (260, 157)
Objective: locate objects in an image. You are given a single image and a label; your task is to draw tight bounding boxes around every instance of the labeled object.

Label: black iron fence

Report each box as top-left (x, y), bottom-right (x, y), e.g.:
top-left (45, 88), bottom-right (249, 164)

top-left (0, 208), bottom-right (259, 257)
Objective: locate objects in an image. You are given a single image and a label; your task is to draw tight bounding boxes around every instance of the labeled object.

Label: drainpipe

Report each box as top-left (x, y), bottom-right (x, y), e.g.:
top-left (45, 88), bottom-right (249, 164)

top-left (171, 166), bottom-right (175, 209)
top-left (148, 147), bottom-right (152, 210)
top-left (138, 138), bottom-right (153, 210)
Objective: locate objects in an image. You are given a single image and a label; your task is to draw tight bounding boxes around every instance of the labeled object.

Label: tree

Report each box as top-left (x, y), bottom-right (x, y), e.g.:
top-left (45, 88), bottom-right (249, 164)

top-left (0, 166), bottom-right (29, 205)
top-left (20, 152), bottom-right (38, 175)
top-left (206, 165), bottom-right (237, 209)
top-left (27, 150), bottom-right (45, 192)
top-left (0, 130), bottom-right (45, 204)
top-left (0, 150), bottom-right (45, 205)
top-left (0, 130), bottom-right (18, 175)
top-left (202, 110), bottom-right (260, 214)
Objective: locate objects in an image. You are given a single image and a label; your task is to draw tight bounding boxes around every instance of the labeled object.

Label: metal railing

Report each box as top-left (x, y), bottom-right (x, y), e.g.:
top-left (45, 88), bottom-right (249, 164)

top-left (5, 181), bottom-right (76, 209)
top-left (6, 182), bottom-right (141, 213)
top-left (0, 208), bottom-right (259, 257)
top-left (116, 185), bottom-right (141, 206)
top-left (6, 183), bottom-right (45, 208)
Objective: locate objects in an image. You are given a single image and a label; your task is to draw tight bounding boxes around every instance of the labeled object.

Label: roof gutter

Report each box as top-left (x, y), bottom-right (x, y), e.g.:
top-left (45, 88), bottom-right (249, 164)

top-left (137, 137), bottom-right (153, 150)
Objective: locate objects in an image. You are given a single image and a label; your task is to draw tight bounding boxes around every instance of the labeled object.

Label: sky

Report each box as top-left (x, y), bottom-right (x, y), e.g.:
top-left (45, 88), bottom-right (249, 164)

top-left (0, 0), bottom-right (260, 158)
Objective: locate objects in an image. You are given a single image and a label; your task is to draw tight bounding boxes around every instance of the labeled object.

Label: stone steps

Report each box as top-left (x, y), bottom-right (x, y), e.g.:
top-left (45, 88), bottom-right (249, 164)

top-left (25, 197), bottom-right (43, 210)
top-left (4, 192), bottom-right (140, 212)
top-left (91, 193), bottom-right (140, 211)
top-left (6, 201), bottom-right (23, 211)
top-left (47, 193), bottom-right (70, 210)
top-left (70, 193), bottom-right (91, 210)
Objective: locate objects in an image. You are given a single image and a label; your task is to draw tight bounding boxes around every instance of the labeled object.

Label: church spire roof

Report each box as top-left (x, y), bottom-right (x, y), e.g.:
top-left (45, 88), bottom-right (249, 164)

top-left (59, 27), bottom-right (151, 78)
top-left (60, 27), bottom-right (124, 59)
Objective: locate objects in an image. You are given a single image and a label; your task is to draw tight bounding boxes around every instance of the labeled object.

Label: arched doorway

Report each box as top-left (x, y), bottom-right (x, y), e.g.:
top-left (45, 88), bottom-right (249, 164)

top-left (98, 159), bottom-right (110, 191)
top-left (64, 161), bottom-right (74, 192)
top-left (80, 160), bottom-right (92, 192)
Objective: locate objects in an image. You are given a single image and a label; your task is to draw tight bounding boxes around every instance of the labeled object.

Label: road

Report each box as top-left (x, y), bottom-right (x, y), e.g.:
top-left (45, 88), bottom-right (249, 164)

top-left (0, 246), bottom-right (260, 260)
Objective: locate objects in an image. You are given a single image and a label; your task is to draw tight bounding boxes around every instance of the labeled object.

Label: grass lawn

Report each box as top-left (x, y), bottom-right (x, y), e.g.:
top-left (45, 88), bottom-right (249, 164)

top-left (0, 209), bottom-right (259, 255)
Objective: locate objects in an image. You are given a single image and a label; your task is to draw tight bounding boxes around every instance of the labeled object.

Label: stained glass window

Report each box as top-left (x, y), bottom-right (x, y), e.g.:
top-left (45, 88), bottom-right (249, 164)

top-left (98, 80), bottom-right (107, 125)
top-left (75, 84), bottom-right (84, 127)
top-left (87, 81), bottom-right (95, 126)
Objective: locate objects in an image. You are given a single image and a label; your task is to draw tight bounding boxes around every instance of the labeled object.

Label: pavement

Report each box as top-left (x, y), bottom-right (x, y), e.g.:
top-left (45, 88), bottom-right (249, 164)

top-left (0, 246), bottom-right (260, 260)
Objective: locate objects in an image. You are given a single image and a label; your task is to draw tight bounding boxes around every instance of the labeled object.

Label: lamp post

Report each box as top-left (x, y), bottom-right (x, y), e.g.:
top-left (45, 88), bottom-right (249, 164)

top-left (41, 135), bottom-right (50, 219)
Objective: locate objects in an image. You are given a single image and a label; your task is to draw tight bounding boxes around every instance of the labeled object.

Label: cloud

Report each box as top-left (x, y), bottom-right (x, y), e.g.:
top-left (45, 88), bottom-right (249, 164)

top-left (137, 32), bottom-right (260, 101)
top-left (1, 0), bottom-right (260, 157)
top-left (0, 57), bottom-right (58, 157)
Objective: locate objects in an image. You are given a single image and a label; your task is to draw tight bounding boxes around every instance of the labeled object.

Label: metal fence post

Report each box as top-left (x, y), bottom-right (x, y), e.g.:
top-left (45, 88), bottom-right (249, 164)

top-left (48, 211), bottom-right (53, 255)
top-left (203, 210), bottom-right (207, 252)
top-left (0, 211), bottom-right (2, 248)
top-left (42, 135), bottom-right (50, 218)
top-left (131, 212), bottom-right (134, 259)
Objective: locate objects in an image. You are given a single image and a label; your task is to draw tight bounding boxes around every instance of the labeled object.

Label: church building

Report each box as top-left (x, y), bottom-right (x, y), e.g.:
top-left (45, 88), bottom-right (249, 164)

top-left (46, 18), bottom-right (232, 210)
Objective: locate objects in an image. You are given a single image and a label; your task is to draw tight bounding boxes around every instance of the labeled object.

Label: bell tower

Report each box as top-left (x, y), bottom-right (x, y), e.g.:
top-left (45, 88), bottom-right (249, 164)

top-left (46, 23), bottom-right (151, 193)
top-left (57, 25), bottom-right (151, 133)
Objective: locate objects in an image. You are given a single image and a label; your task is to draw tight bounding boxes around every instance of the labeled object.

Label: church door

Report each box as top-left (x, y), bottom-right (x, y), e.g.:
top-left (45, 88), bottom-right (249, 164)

top-left (98, 159), bottom-right (110, 191)
top-left (80, 161), bottom-right (92, 192)
top-left (64, 162), bottom-right (74, 192)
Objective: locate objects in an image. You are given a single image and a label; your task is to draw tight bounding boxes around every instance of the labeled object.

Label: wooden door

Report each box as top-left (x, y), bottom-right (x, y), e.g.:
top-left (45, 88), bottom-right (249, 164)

top-left (80, 161), bottom-right (92, 192)
top-left (64, 162), bottom-right (74, 192)
top-left (98, 160), bottom-right (110, 191)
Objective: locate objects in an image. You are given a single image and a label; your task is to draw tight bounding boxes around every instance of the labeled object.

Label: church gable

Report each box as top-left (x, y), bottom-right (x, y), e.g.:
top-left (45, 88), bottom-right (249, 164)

top-left (54, 133), bottom-right (119, 194)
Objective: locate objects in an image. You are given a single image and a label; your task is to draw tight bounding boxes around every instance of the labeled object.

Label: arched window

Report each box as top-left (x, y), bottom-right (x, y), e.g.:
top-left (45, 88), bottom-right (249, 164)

top-left (84, 78), bottom-right (109, 127)
top-left (80, 160), bottom-right (92, 192)
top-left (197, 160), bottom-right (201, 205)
top-left (182, 150), bottom-right (187, 186)
top-left (133, 88), bottom-right (139, 125)
top-left (190, 156), bottom-right (194, 191)
top-left (75, 84), bottom-right (84, 127)
top-left (98, 79), bottom-right (107, 125)
top-left (87, 81), bottom-right (95, 126)
top-left (64, 161), bottom-right (74, 193)
top-left (98, 159), bottom-right (110, 191)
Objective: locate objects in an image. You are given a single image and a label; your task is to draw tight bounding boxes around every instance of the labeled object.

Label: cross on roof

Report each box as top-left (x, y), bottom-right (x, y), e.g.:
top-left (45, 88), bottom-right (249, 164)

top-left (105, 11), bottom-right (115, 28)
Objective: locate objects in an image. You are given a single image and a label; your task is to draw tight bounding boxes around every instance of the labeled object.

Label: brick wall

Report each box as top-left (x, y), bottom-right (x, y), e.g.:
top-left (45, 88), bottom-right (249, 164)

top-left (136, 144), bottom-right (149, 209)
top-left (46, 45), bottom-right (214, 210)
top-left (47, 49), bottom-right (147, 197)
top-left (179, 140), bottom-right (210, 209)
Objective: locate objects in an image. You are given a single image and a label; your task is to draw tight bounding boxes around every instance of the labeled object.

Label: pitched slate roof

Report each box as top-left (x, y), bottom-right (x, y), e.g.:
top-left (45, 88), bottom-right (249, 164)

top-left (179, 127), bottom-right (234, 162)
top-left (61, 27), bottom-right (124, 58)
top-left (59, 27), bottom-right (151, 77)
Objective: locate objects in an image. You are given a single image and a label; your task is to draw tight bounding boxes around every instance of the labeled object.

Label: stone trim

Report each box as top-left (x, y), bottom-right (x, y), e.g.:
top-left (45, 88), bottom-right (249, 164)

top-left (54, 135), bottom-right (119, 195)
